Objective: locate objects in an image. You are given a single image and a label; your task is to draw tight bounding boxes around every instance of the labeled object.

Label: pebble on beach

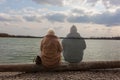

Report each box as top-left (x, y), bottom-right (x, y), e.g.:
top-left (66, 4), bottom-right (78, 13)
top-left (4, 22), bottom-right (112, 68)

top-left (0, 69), bottom-right (120, 80)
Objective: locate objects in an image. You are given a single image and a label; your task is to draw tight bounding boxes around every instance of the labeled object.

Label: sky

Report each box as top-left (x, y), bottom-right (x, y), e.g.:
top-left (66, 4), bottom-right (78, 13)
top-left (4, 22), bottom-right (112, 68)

top-left (0, 0), bottom-right (120, 37)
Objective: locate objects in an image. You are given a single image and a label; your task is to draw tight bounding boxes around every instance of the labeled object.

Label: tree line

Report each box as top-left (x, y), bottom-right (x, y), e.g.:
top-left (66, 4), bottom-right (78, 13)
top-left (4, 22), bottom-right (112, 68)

top-left (0, 33), bottom-right (120, 40)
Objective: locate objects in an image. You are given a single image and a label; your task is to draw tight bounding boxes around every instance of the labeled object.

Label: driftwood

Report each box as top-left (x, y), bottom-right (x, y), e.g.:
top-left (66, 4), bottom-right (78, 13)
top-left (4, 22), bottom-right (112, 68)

top-left (0, 61), bottom-right (120, 72)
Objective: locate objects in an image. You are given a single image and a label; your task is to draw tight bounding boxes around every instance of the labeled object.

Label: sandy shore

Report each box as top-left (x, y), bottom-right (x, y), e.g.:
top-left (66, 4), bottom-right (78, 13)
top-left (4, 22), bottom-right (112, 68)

top-left (0, 69), bottom-right (120, 80)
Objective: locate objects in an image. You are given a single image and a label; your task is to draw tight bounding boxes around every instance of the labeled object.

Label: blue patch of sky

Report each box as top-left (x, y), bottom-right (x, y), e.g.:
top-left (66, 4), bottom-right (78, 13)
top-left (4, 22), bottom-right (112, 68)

top-left (0, 0), bottom-right (69, 13)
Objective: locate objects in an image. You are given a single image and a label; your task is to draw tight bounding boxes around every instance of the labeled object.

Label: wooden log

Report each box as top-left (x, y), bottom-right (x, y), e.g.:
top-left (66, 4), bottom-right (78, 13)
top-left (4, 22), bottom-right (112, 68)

top-left (0, 61), bottom-right (120, 72)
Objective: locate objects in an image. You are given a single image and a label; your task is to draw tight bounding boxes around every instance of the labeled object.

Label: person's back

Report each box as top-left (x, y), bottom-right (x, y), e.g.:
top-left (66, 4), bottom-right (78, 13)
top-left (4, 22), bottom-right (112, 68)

top-left (62, 25), bottom-right (86, 63)
top-left (40, 29), bottom-right (62, 68)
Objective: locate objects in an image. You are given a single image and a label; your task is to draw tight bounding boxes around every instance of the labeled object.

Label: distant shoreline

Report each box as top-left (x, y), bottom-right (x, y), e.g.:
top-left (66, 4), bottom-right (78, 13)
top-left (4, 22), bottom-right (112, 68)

top-left (0, 33), bottom-right (120, 40)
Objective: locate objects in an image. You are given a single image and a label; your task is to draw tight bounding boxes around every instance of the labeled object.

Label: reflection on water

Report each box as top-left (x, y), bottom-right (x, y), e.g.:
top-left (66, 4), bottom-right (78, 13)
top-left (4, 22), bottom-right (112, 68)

top-left (0, 38), bottom-right (120, 64)
top-left (0, 38), bottom-right (40, 64)
top-left (84, 40), bottom-right (120, 61)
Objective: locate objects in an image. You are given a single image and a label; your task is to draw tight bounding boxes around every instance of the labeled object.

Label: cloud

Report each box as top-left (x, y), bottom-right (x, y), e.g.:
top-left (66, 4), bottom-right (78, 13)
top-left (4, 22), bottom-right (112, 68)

top-left (0, 8), bottom-right (66, 23)
top-left (1, 3), bottom-right (120, 27)
top-left (91, 10), bottom-right (120, 26)
top-left (67, 9), bottom-right (120, 26)
top-left (22, 26), bottom-right (31, 30)
top-left (0, 0), bottom-right (5, 3)
top-left (71, 8), bottom-right (85, 15)
top-left (85, 0), bottom-right (99, 6)
top-left (23, 15), bottom-right (41, 22)
top-left (102, 0), bottom-right (120, 8)
top-left (32, 0), bottom-right (64, 6)
top-left (0, 13), bottom-right (23, 22)
top-left (53, 26), bottom-right (64, 30)
top-left (45, 13), bottom-right (66, 22)
top-left (0, 8), bottom-right (42, 23)
top-left (67, 15), bottom-right (90, 23)
top-left (85, 0), bottom-right (120, 10)
top-left (0, 13), bottom-right (42, 23)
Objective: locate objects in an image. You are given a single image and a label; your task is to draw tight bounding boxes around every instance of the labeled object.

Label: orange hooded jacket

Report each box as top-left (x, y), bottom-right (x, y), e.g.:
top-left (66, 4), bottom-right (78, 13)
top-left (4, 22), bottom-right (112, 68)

top-left (40, 35), bottom-right (62, 68)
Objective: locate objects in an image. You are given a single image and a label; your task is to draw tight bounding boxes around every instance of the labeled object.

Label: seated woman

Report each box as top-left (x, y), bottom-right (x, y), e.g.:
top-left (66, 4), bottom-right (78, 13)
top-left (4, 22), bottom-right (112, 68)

top-left (40, 29), bottom-right (62, 68)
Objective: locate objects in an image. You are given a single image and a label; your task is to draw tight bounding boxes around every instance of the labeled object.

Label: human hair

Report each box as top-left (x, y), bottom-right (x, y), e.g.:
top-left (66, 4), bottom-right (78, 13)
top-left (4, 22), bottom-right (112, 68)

top-left (47, 28), bottom-right (55, 35)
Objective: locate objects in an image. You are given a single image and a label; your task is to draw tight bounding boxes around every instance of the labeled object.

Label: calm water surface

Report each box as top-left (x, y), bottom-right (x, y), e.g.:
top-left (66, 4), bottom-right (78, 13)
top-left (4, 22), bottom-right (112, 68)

top-left (0, 38), bottom-right (120, 64)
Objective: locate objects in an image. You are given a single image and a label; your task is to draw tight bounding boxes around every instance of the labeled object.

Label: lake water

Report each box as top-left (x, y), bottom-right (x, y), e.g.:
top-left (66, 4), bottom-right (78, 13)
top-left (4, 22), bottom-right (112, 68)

top-left (0, 38), bottom-right (120, 64)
